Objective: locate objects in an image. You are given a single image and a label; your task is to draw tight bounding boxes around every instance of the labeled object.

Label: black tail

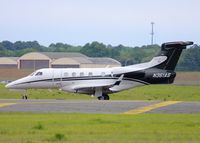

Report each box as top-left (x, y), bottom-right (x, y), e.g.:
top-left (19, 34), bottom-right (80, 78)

top-left (155, 41), bottom-right (193, 71)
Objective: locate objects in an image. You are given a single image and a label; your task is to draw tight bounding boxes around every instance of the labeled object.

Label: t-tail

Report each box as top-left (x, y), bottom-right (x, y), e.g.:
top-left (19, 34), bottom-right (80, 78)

top-left (143, 41), bottom-right (193, 84)
top-left (154, 41), bottom-right (193, 70)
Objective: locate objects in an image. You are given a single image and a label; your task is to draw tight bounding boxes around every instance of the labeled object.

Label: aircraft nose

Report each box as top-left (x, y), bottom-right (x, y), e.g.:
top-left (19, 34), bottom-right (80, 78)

top-left (5, 81), bottom-right (18, 89)
top-left (5, 77), bottom-right (30, 89)
top-left (5, 82), bottom-right (13, 89)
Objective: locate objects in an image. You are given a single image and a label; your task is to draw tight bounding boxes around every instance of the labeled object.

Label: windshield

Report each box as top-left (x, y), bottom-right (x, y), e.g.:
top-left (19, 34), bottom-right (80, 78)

top-left (35, 72), bottom-right (43, 76)
top-left (29, 71), bottom-right (43, 76)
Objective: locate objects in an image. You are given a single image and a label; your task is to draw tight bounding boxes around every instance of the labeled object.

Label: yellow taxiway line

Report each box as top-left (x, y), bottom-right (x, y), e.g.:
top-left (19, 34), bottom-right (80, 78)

top-left (124, 101), bottom-right (182, 115)
top-left (0, 103), bottom-right (16, 107)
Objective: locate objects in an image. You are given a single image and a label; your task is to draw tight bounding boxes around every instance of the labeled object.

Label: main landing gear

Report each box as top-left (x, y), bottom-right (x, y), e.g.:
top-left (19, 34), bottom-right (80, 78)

top-left (94, 87), bottom-right (110, 100)
top-left (97, 93), bottom-right (110, 100)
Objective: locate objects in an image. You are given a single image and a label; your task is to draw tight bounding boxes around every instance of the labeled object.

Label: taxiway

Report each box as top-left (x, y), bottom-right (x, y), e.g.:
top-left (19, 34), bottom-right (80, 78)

top-left (0, 99), bottom-right (200, 114)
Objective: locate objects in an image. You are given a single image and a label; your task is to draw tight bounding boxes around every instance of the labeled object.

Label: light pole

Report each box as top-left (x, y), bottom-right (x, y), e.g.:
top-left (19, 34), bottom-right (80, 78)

top-left (150, 22), bottom-right (155, 45)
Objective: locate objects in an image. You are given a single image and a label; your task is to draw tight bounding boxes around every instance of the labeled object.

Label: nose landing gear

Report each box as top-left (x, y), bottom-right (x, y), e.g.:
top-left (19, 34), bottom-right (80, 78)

top-left (22, 90), bottom-right (28, 100)
top-left (22, 95), bottom-right (28, 100)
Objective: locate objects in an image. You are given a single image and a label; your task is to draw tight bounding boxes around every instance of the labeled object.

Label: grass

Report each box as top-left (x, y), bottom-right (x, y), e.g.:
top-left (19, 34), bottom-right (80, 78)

top-left (112, 85), bottom-right (200, 101)
top-left (53, 133), bottom-right (65, 141)
top-left (0, 84), bottom-right (91, 100)
top-left (1, 84), bottom-right (200, 101)
top-left (0, 113), bottom-right (200, 143)
top-left (33, 123), bottom-right (44, 130)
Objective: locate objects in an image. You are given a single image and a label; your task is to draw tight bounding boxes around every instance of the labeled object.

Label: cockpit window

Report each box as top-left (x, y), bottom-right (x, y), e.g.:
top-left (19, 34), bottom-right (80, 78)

top-left (35, 72), bottom-right (43, 76)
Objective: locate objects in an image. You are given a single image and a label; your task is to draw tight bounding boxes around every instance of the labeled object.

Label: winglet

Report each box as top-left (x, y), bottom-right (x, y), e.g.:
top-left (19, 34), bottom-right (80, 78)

top-left (114, 74), bottom-right (124, 85)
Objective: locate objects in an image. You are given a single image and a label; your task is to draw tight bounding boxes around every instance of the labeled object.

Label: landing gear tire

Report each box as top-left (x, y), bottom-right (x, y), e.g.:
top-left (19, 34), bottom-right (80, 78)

top-left (97, 93), bottom-right (110, 100)
top-left (103, 94), bottom-right (110, 100)
top-left (97, 96), bottom-right (104, 100)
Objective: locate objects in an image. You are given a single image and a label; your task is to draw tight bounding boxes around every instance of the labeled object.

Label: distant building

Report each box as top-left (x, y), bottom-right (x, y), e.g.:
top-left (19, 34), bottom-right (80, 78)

top-left (0, 57), bottom-right (18, 69)
top-left (82, 58), bottom-right (121, 68)
top-left (18, 52), bottom-right (50, 69)
top-left (0, 52), bottom-right (121, 70)
top-left (43, 52), bottom-right (87, 68)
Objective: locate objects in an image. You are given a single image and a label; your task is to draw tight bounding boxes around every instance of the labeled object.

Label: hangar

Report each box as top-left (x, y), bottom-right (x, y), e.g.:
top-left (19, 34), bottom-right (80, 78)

top-left (2, 52), bottom-right (121, 70)
top-left (50, 55), bottom-right (121, 68)
top-left (18, 52), bottom-right (87, 69)
top-left (51, 58), bottom-right (80, 68)
top-left (0, 57), bottom-right (18, 69)
top-left (43, 52), bottom-right (87, 68)
top-left (81, 58), bottom-right (121, 68)
top-left (18, 52), bottom-right (50, 69)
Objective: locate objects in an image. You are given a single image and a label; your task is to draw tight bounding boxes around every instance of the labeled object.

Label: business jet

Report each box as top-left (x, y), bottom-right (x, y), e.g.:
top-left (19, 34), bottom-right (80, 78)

top-left (6, 41), bottom-right (193, 100)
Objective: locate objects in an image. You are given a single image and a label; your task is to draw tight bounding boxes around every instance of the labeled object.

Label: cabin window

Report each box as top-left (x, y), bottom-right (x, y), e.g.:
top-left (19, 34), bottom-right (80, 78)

top-left (35, 72), bottom-right (43, 76)
top-left (101, 72), bottom-right (105, 77)
top-left (88, 72), bottom-right (93, 76)
top-left (72, 72), bottom-right (76, 77)
top-left (64, 72), bottom-right (68, 77)
top-left (80, 72), bottom-right (84, 77)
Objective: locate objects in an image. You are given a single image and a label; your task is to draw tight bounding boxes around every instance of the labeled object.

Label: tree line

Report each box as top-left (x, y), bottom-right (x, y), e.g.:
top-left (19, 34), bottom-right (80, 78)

top-left (0, 40), bottom-right (199, 71)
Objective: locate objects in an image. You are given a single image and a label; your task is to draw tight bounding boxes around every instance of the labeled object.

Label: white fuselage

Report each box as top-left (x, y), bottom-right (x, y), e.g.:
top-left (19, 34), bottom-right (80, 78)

top-left (6, 67), bottom-right (144, 94)
top-left (5, 55), bottom-right (167, 96)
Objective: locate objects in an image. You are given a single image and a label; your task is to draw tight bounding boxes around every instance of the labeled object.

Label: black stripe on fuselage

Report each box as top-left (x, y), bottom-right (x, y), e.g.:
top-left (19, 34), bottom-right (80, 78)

top-left (13, 76), bottom-right (150, 86)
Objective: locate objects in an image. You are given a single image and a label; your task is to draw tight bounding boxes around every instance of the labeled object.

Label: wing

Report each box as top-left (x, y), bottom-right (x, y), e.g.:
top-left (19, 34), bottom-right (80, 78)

top-left (61, 74), bottom-right (124, 94)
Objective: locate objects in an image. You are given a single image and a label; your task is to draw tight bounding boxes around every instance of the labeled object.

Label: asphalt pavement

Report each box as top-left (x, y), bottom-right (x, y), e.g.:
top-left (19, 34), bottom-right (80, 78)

top-left (0, 99), bottom-right (200, 114)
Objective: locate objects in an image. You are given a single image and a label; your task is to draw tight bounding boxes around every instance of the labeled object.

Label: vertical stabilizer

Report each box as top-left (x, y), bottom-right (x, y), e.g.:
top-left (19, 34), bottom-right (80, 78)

top-left (155, 41), bottom-right (193, 70)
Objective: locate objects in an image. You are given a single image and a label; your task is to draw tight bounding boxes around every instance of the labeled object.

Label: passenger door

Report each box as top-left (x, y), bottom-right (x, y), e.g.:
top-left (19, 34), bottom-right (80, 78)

top-left (52, 69), bottom-right (62, 88)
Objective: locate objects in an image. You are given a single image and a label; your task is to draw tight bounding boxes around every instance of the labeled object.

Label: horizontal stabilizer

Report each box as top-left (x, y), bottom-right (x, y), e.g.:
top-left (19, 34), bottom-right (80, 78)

top-left (162, 41), bottom-right (193, 48)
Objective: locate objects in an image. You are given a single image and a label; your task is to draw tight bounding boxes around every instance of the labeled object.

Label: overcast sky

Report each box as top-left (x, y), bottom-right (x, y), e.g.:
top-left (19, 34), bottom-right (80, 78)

top-left (0, 0), bottom-right (199, 46)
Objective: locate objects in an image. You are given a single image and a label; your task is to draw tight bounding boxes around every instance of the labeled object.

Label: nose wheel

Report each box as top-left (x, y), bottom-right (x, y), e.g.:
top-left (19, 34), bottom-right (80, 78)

top-left (22, 91), bottom-right (28, 100)
top-left (22, 95), bottom-right (28, 100)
